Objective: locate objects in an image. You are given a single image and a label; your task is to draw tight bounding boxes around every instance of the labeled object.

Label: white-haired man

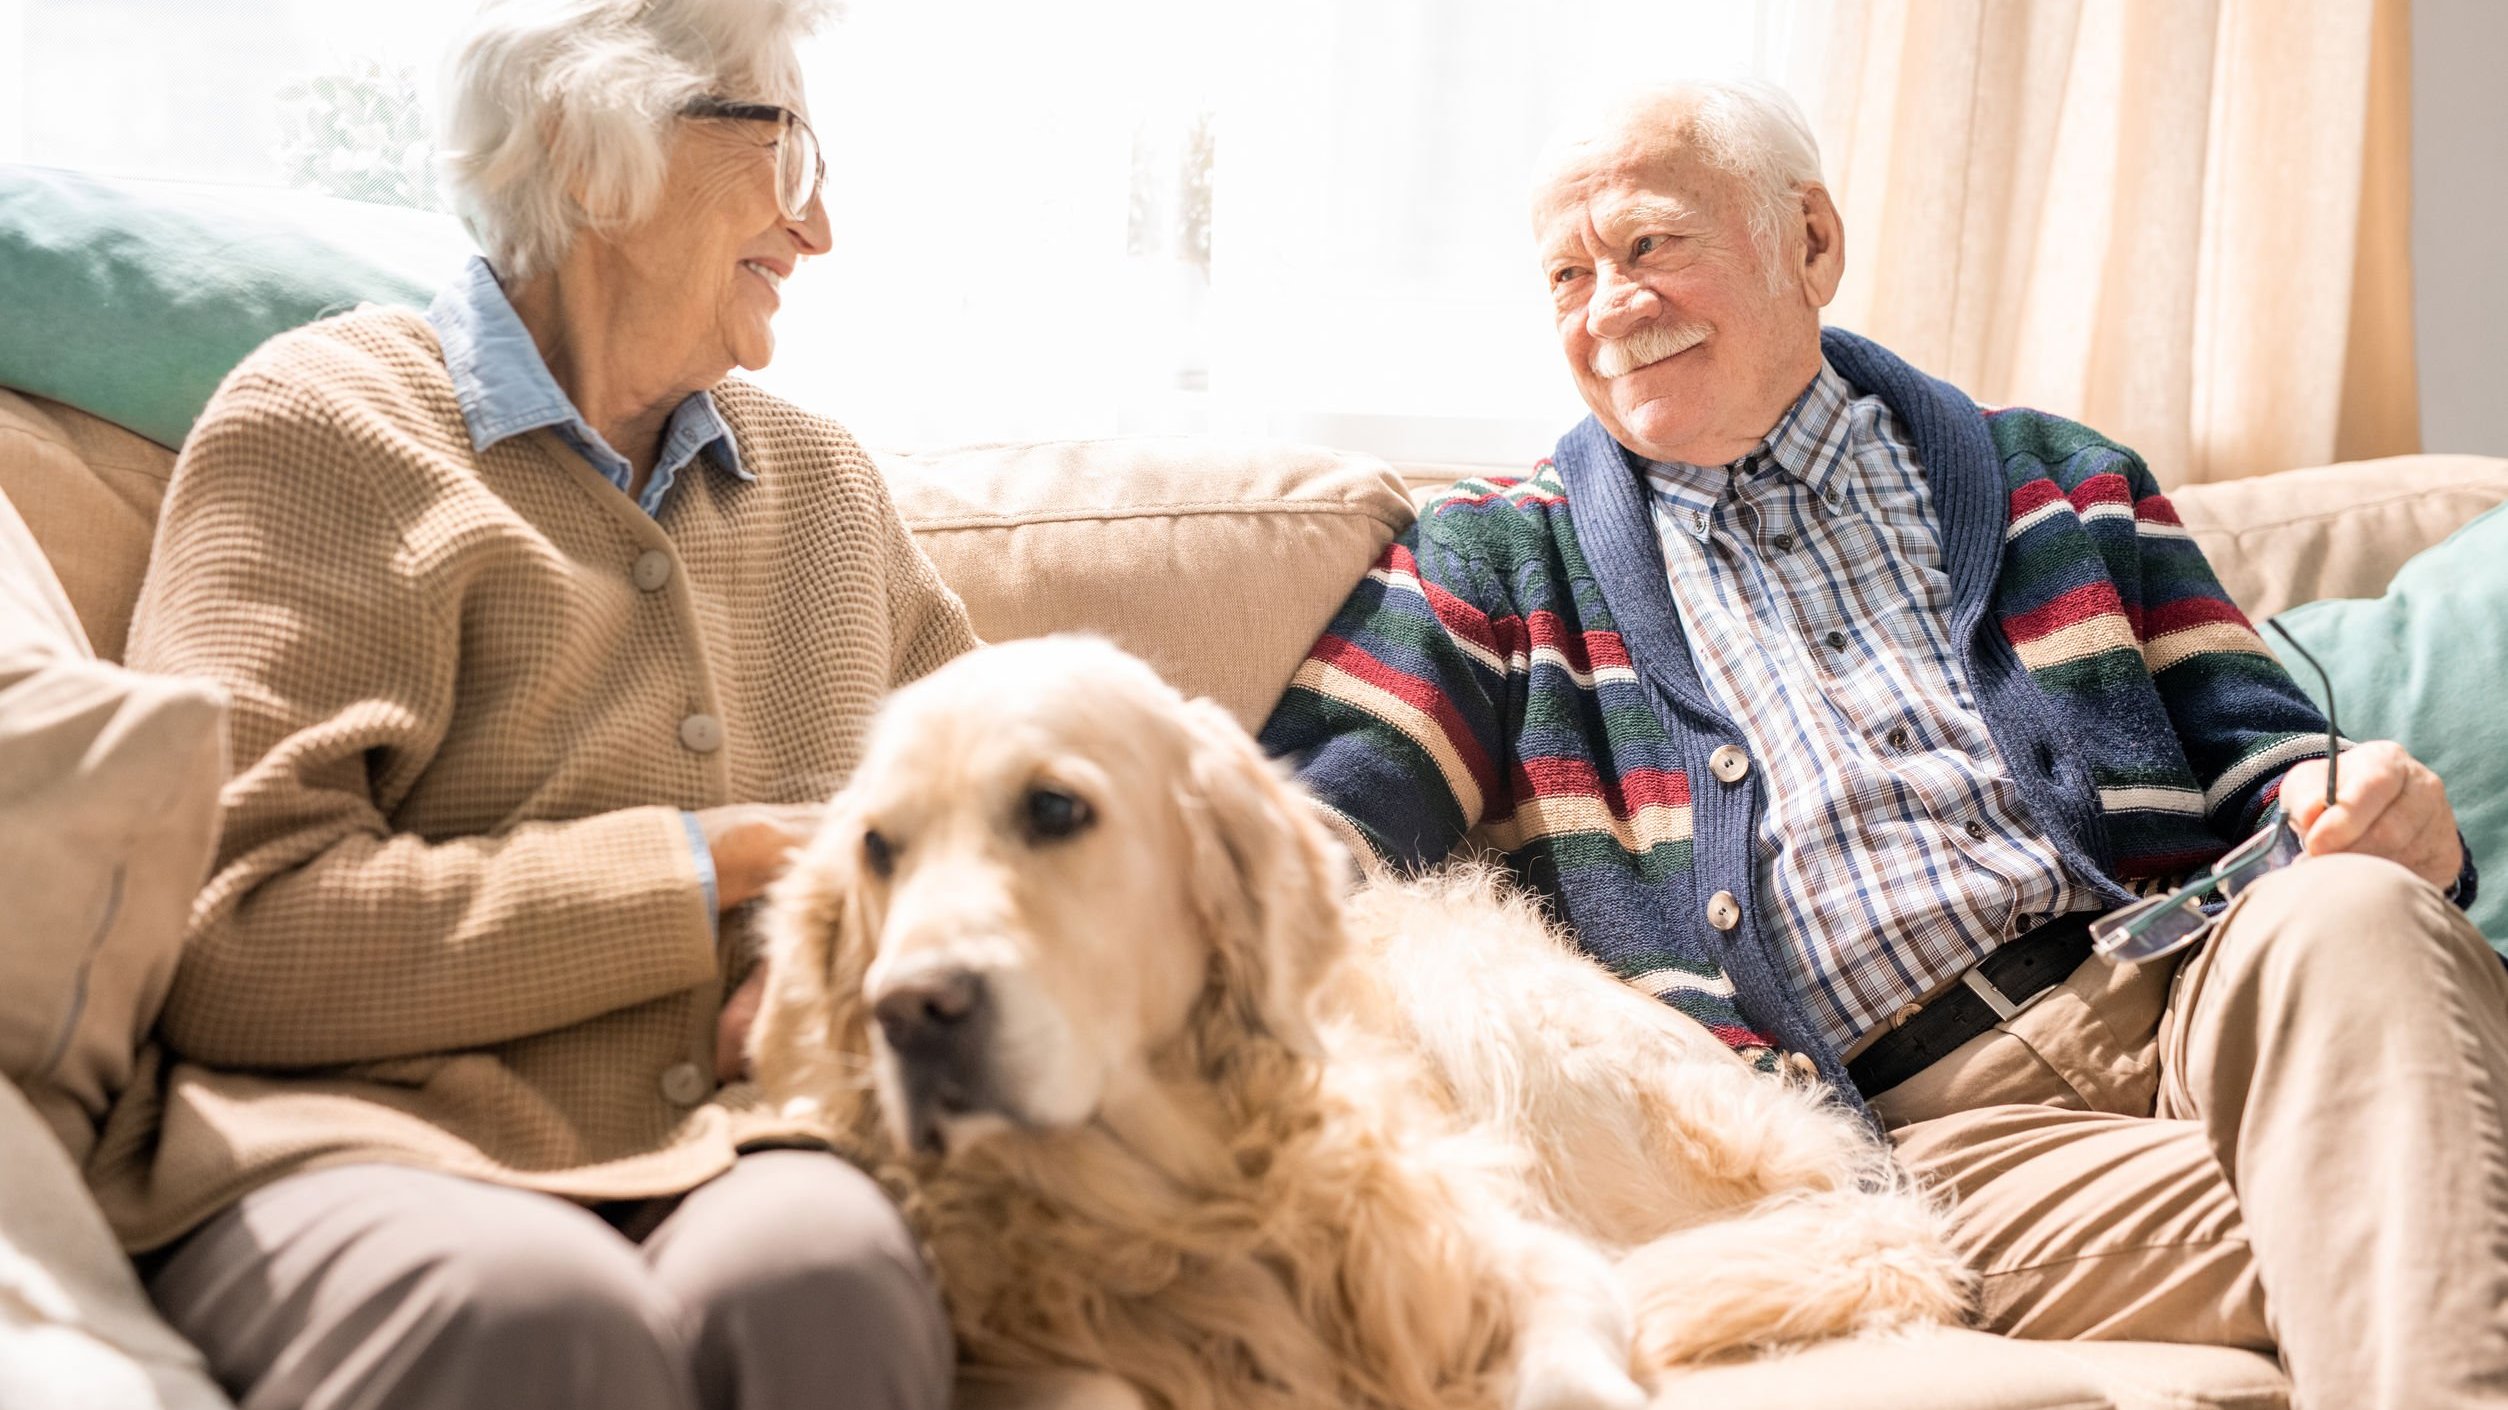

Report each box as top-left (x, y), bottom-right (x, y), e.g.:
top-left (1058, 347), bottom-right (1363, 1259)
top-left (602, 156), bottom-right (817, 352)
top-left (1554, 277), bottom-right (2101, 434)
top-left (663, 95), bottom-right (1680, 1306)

top-left (1262, 82), bottom-right (2508, 1407)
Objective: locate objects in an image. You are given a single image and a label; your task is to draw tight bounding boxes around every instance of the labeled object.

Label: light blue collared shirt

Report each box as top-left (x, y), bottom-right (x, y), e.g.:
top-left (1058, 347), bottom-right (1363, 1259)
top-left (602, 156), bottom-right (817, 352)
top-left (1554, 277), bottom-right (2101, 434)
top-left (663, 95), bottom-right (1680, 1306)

top-left (425, 255), bottom-right (752, 514)
top-left (424, 255), bottom-right (746, 923)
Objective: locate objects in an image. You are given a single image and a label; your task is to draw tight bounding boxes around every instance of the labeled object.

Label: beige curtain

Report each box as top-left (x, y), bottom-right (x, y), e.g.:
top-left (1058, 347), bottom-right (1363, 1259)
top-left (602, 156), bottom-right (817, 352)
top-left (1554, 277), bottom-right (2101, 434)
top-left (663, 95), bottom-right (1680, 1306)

top-left (1811, 0), bottom-right (2418, 486)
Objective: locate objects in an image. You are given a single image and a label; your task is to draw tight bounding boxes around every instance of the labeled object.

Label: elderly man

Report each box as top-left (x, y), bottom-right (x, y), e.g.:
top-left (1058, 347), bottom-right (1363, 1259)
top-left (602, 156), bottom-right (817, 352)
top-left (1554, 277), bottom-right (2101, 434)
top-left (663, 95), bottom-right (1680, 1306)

top-left (1261, 81), bottom-right (2508, 1408)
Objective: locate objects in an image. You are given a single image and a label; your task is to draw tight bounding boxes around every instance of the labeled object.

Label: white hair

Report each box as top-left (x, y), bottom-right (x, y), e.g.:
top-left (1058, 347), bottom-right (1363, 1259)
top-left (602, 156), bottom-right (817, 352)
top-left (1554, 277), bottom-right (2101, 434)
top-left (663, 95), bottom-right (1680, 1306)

top-left (1679, 81), bottom-right (1825, 277)
top-left (438, 0), bottom-right (834, 280)
top-left (1544, 79), bottom-right (1827, 288)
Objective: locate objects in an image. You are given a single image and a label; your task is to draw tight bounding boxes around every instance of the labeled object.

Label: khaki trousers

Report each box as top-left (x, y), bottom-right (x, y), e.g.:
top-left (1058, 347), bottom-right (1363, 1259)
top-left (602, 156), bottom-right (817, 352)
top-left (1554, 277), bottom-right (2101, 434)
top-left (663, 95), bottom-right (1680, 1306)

top-left (1873, 854), bottom-right (2508, 1408)
top-left (144, 1150), bottom-right (952, 1410)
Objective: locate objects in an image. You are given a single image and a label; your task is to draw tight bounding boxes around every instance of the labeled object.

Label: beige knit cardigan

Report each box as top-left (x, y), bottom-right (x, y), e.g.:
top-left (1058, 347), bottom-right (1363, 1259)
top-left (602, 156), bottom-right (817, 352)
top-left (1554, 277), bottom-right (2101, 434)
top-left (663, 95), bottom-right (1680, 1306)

top-left (93, 308), bottom-right (978, 1251)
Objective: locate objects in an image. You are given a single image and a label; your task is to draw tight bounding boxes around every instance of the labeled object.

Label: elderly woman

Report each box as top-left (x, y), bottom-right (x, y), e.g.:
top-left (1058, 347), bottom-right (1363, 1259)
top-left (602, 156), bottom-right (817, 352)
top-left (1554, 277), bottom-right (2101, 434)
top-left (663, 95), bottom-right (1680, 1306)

top-left (101, 2), bottom-right (975, 1407)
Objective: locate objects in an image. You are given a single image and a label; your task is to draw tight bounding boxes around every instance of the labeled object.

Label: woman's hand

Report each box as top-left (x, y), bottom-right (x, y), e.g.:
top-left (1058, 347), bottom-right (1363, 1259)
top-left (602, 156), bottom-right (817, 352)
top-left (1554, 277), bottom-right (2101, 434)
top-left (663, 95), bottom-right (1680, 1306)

top-left (2280, 741), bottom-right (2463, 891)
top-left (695, 804), bottom-right (822, 1082)
top-left (694, 803), bottom-right (824, 911)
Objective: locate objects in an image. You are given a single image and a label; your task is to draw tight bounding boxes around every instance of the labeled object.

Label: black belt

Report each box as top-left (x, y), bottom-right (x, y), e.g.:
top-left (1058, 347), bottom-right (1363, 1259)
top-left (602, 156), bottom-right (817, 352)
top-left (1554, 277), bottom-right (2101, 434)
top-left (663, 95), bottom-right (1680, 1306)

top-left (1846, 911), bottom-right (2102, 1099)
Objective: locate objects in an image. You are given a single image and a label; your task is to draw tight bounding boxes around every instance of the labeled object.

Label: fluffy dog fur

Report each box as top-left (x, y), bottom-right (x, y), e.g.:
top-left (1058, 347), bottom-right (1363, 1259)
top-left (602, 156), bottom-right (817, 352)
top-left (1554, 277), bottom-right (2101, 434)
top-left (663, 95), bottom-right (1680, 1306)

top-left (751, 638), bottom-right (1969, 1410)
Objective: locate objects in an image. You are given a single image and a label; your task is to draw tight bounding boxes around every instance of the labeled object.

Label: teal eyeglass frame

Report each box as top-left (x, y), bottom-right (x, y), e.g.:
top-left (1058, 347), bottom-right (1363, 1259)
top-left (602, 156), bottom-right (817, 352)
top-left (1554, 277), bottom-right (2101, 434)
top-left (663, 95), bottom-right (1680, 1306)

top-left (2090, 620), bottom-right (2338, 964)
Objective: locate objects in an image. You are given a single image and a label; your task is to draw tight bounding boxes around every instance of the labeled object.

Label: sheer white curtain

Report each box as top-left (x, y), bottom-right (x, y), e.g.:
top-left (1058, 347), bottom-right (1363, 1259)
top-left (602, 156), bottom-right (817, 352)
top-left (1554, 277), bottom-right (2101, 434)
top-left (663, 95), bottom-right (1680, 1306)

top-left (3, 0), bottom-right (1827, 466)
top-left (755, 0), bottom-right (1831, 463)
top-left (1809, 0), bottom-right (2418, 486)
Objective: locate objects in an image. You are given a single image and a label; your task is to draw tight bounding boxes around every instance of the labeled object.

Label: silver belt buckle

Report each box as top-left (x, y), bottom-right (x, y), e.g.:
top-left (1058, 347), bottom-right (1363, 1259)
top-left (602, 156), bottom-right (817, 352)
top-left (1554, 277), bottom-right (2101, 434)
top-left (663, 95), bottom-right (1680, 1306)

top-left (1959, 964), bottom-right (2055, 1024)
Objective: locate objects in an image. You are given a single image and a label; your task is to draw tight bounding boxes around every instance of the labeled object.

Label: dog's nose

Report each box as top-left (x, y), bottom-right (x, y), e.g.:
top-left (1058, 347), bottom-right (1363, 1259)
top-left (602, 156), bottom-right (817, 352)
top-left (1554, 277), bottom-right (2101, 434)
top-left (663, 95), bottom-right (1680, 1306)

top-left (872, 969), bottom-right (989, 1056)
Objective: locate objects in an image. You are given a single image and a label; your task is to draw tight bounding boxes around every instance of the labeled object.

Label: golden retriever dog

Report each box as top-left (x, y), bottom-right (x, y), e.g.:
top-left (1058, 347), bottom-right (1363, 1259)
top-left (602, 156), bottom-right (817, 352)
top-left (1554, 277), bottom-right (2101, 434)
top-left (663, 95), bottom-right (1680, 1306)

top-left (751, 637), bottom-right (1969, 1410)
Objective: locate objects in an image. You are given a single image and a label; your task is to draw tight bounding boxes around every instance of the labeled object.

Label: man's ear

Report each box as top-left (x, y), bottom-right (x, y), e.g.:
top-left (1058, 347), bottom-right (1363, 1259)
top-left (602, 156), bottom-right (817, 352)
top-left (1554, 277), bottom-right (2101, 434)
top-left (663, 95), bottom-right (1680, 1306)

top-left (1798, 182), bottom-right (1845, 308)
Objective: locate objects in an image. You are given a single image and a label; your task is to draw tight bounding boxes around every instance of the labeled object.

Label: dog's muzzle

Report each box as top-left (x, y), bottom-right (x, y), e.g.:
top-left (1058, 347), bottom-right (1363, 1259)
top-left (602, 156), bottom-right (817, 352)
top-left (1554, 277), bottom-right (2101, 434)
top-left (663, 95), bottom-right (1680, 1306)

top-left (871, 967), bottom-right (1002, 1155)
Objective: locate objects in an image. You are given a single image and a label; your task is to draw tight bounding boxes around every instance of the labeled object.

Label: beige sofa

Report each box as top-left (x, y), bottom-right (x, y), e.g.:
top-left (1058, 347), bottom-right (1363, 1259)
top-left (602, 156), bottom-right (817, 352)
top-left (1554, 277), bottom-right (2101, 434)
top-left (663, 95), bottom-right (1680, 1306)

top-left (9, 382), bottom-right (2508, 1409)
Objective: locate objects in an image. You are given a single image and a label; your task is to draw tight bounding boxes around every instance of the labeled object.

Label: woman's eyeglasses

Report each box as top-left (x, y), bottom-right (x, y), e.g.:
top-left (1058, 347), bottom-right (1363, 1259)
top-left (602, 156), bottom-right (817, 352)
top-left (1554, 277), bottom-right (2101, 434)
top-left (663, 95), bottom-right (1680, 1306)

top-left (2089, 619), bottom-right (2339, 964)
top-left (684, 98), bottom-right (826, 221)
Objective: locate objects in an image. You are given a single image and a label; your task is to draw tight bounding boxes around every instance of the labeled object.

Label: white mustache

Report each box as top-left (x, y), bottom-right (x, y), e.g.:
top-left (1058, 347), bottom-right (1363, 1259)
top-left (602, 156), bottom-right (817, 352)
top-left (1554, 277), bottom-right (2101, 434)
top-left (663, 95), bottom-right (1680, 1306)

top-left (1591, 322), bottom-right (1711, 378)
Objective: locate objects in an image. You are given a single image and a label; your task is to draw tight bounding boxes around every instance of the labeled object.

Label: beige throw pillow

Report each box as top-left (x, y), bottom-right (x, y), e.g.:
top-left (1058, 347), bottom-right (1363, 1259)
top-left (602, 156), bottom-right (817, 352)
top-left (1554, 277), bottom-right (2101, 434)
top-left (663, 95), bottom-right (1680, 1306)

top-left (0, 484), bottom-right (225, 1165)
top-left (0, 1074), bottom-right (234, 1410)
top-left (887, 436), bottom-right (1416, 731)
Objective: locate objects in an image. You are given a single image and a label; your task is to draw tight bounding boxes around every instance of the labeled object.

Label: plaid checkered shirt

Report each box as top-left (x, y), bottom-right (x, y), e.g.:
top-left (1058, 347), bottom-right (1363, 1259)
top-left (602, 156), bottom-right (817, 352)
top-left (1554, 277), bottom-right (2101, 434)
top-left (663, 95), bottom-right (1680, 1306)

top-left (1640, 362), bottom-right (2092, 1051)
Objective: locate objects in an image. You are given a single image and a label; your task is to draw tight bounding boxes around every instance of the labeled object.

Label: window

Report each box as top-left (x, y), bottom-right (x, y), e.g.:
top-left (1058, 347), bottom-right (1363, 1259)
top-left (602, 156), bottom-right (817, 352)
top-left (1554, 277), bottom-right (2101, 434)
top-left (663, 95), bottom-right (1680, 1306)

top-left (2, 0), bottom-right (1832, 466)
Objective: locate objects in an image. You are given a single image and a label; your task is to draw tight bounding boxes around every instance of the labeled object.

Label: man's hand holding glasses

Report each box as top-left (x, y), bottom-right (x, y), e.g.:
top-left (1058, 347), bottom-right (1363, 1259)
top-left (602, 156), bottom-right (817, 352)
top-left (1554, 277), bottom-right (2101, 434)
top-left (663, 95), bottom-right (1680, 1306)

top-left (2276, 740), bottom-right (2462, 892)
top-left (2092, 620), bottom-right (2465, 964)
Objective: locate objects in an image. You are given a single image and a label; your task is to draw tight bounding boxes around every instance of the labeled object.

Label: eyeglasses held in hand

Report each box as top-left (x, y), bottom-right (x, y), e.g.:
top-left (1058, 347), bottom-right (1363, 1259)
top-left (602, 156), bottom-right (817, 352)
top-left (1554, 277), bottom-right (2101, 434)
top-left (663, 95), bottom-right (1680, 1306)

top-left (2089, 619), bottom-right (2338, 964)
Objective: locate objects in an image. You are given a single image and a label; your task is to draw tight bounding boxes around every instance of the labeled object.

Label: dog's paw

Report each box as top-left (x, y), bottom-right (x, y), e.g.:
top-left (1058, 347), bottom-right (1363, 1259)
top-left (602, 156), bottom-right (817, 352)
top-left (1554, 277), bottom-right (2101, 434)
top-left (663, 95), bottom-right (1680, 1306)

top-left (1509, 1339), bottom-right (1650, 1410)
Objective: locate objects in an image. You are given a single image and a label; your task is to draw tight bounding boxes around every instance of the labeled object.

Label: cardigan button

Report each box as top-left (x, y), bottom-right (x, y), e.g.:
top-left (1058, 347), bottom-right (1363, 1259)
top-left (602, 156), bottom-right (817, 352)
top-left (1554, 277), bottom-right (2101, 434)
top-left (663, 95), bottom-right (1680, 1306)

top-left (1708, 745), bottom-right (1751, 784)
top-left (679, 714), bottom-right (724, 754)
top-left (1706, 890), bottom-right (1742, 931)
top-left (632, 549), bottom-right (674, 592)
top-left (659, 1060), bottom-right (711, 1107)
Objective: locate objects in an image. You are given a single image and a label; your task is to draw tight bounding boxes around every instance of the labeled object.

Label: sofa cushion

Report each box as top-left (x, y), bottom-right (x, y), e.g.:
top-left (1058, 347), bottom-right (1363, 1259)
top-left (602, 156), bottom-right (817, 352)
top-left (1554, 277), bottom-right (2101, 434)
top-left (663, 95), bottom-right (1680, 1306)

top-left (2170, 454), bottom-right (2508, 621)
top-left (883, 436), bottom-right (1415, 731)
top-left (0, 167), bottom-right (470, 449)
top-left (1, 480), bottom-right (226, 1162)
top-left (1648, 1325), bottom-right (2286, 1408)
top-left (2269, 502), bottom-right (2508, 949)
top-left (0, 389), bottom-right (179, 664)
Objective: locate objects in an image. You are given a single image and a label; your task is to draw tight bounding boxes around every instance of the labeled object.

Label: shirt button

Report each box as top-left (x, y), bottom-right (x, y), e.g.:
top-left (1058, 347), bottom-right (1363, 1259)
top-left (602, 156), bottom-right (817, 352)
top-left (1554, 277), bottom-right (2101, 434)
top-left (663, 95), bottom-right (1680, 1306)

top-left (659, 1060), bottom-right (711, 1107)
top-left (1708, 744), bottom-right (1751, 784)
top-left (1769, 532), bottom-right (1795, 553)
top-left (1964, 819), bottom-right (1988, 841)
top-left (1825, 629), bottom-right (1849, 651)
top-left (1887, 726), bottom-right (1911, 750)
top-left (679, 713), bottom-right (724, 754)
top-left (632, 549), bottom-right (673, 592)
top-left (1706, 890), bottom-right (1743, 931)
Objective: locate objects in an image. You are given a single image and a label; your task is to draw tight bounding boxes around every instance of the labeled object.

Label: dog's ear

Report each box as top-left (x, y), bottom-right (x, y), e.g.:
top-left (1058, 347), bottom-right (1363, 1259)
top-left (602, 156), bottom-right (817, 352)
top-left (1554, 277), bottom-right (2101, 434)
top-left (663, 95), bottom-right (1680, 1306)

top-left (1178, 697), bottom-right (1351, 1059)
top-left (751, 798), bottom-right (886, 1150)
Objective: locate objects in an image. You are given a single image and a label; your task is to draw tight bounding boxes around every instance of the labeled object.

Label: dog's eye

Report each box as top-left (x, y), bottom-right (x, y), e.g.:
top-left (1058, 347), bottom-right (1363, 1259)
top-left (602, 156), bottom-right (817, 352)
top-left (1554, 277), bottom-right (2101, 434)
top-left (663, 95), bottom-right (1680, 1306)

top-left (862, 828), bottom-right (896, 878)
top-left (1022, 786), bottom-right (1094, 842)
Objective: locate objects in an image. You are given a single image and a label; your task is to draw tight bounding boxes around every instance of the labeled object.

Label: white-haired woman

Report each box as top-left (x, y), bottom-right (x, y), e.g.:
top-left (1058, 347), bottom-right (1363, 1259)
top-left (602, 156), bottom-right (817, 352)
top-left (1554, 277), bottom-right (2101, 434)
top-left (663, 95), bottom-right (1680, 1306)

top-left (108, 3), bottom-right (973, 1407)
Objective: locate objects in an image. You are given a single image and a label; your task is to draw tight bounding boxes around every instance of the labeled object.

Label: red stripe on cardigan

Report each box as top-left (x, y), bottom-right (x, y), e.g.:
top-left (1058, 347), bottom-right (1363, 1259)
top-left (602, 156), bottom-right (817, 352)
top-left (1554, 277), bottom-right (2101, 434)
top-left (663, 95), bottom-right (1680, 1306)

top-left (2134, 493), bottom-right (2185, 527)
top-left (1521, 610), bottom-right (1635, 673)
top-left (2002, 581), bottom-right (2132, 645)
top-left (2067, 472), bottom-right (2132, 512)
top-left (2010, 479), bottom-right (2066, 519)
top-left (1307, 634), bottom-right (1501, 799)
top-left (1513, 757), bottom-right (1691, 817)
top-left (2142, 594), bottom-right (2255, 637)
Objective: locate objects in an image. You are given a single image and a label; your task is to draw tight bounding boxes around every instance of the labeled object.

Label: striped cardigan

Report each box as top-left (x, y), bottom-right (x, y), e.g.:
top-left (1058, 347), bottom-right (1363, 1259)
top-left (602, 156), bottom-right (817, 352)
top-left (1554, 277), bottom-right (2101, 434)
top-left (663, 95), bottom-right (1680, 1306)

top-left (1259, 329), bottom-right (2352, 1092)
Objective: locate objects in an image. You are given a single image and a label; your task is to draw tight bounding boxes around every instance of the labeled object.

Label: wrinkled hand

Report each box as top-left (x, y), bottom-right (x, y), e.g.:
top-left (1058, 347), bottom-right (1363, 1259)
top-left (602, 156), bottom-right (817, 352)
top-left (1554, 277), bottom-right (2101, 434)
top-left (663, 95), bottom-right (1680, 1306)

top-left (2279, 741), bottom-right (2462, 891)
top-left (692, 803), bottom-right (824, 911)
top-left (717, 964), bottom-right (768, 1082)
top-left (693, 804), bottom-right (823, 1082)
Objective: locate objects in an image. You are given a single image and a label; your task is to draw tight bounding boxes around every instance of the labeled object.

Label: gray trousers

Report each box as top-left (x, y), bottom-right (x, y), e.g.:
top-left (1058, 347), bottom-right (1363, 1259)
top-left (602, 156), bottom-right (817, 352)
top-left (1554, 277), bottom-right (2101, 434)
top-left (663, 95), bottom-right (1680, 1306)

top-left (144, 1151), bottom-right (953, 1410)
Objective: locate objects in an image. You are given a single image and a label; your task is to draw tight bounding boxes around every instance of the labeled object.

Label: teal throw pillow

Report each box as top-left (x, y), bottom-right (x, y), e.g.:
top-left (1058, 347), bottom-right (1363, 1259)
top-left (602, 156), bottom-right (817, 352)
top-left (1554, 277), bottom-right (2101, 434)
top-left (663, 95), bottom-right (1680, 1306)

top-left (2269, 502), bottom-right (2508, 952)
top-left (0, 166), bottom-right (473, 448)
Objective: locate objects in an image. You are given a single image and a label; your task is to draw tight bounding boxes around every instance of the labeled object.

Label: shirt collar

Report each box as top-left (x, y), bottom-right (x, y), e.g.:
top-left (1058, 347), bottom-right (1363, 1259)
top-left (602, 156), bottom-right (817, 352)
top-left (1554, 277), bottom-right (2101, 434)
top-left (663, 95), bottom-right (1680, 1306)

top-left (1759, 357), bottom-right (1854, 501)
top-left (424, 255), bottom-right (749, 488)
top-left (1639, 357), bottom-right (1855, 543)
